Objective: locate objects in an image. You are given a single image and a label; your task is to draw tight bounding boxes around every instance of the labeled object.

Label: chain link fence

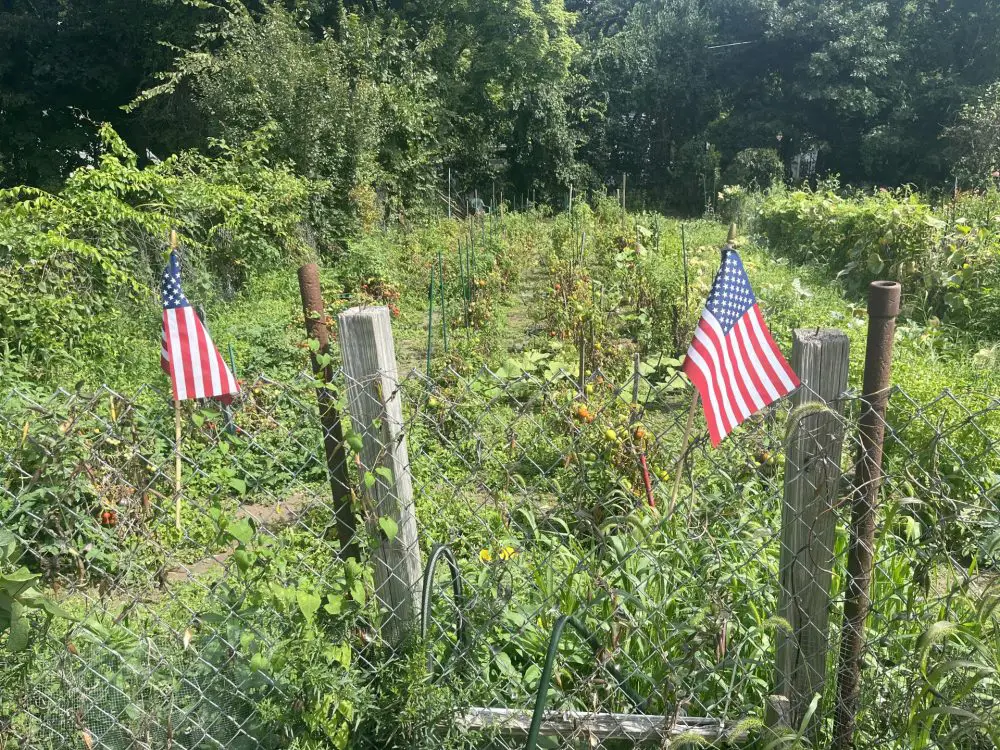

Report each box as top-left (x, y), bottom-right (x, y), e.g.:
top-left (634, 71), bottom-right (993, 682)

top-left (2, 330), bottom-right (999, 748)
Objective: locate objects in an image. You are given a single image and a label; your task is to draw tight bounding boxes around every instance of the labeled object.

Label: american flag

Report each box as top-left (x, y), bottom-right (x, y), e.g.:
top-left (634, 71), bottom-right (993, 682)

top-left (682, 245), bottom-right (799, 446)
top-left (161, 251), bottom-right (239, 403)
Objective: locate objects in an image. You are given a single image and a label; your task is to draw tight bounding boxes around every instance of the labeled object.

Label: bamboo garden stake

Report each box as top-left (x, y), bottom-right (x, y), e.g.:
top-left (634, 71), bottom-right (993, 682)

top-left (668, 392), bottom-right (699, 517)
top-left (426, 266), bottom-right (435, 377)
top-left (438, 248), bottom-right (447, 352)
top-left (170, 229), bottom-right (183, 530)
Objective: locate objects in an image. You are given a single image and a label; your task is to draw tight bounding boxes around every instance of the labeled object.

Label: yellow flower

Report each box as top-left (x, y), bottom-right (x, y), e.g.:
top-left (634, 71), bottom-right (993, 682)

top-left (499, 546), bottom-right (517, 561)
top-left (479, 549), bottom-right (493, 563)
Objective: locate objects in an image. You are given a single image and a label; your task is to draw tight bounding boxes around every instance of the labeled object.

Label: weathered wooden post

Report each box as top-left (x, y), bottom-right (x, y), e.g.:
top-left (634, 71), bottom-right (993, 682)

top-left (774, 328), bottom-right (850, 733)
top-left (338, 306), bottom-right (423, 646)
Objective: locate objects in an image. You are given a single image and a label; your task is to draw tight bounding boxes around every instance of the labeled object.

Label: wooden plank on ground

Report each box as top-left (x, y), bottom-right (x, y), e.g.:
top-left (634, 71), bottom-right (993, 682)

top-left (456, 707), bottom-right (748, 742)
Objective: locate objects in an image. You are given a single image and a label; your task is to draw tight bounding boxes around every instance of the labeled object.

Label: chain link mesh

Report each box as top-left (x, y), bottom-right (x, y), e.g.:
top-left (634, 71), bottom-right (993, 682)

top-left (1, 364), bottom-right (998, 749)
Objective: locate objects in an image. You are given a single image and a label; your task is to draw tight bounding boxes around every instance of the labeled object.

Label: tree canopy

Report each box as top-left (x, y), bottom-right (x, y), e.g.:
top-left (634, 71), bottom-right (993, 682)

top-left (3, 0), bottom-right (1000, 221)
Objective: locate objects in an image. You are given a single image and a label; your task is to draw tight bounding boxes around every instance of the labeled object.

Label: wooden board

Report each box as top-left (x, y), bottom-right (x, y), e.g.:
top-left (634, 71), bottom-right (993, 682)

top-left (456, 707), bottom-right (748, 742)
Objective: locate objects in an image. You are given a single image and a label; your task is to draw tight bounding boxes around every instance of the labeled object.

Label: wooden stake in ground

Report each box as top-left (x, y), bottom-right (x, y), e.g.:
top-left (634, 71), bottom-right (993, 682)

top-left (438, 248), bottom-right (447, 353)
top-left (426, 266), bottom-right (435, 377)
top-left (169, 229), bottom-right (184, 530)
top-left (631, 353), bottom-right (655, 508)
top-left (338, 306), bottom-right (423, 646)
top-left (621, 172), bottom-right (627, 224)
top-left (775, 328), bottom-right (850, 735)
top-left (174, 399), bottom-right (182, 530)
top-left (680, 223), bottom-right (690, 312)
top-left (668, 392), bottom-right (699, 517)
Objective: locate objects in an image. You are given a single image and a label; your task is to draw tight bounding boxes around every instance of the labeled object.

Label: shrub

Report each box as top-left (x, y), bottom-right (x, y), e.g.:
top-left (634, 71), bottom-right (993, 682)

top-left (670, 139), bottom-right (721, 214)
top-left (755, 181), bottom-right (1000, 338)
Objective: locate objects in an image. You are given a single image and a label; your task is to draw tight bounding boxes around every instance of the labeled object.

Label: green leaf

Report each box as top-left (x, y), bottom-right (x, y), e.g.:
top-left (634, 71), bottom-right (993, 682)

top-left (38, 599), bottom-right (73, 620)
top-left (364, 471), bottom-right (376, 489)
top-left (346, 432), bottom-right (364, 452)
top-left (228, 478), bottom-right (247, 495)
top-left (374, 466), bottom-right (393, 483)
top-left (324, 641), bottom-right (351, 667)
top-left (1, 567), bottom-right (38, 584)
top-left (233, 549), bottom-right (252, 572)
top-left (227, 520), bottom-right (254, 545)
top-left (350, 579), bottom-right (366, 605)
top-left (378, 516), bottom-right (398, 542)
top-left (7, 602), bottom-right (29, 653)
top-left (324, 594), bottom-right (344, 616)
top-left (0, 568), bottom-right (40, 599)
top-left (296, 590), bottom-right (321, 624)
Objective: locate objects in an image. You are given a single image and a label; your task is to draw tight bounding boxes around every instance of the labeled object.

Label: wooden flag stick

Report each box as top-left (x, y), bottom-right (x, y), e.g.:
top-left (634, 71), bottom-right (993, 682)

top-left (170, 229), bottom-right (183, 530)
top-left (174, 400), bottom-right (183, 529)
top-left (668, 390), bottom-right (699, 518)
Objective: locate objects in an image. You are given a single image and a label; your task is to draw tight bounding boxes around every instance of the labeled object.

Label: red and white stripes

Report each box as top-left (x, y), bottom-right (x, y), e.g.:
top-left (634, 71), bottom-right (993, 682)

top-left (161, 307), bottom-right (239, 403)
top-left (682, 304), bottom-right (798, 446)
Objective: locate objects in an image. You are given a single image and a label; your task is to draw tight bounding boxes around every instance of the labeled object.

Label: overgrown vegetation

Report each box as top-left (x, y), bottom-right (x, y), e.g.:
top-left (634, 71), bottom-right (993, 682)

top-left (2, 163), bottom-right (1000, 746)
top-left (0, 125), bottom-right (310, 385)
top-left (756, 180), bottom-right (1000, 340)
top-left (3, 1), bottom-right (1000, 748)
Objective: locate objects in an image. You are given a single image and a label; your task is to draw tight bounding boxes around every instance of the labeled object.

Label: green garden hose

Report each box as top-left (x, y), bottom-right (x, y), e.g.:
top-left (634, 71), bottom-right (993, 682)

top-left (526, 615), bottom-right (648, 750)
top-left (420, 543), bottom-right (466, 674)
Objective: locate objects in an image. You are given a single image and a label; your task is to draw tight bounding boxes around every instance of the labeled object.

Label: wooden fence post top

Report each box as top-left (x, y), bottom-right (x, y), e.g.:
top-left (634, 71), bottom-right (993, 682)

top-left (338, 306), bottom-right (404, 384)
top-left (339, 304), bottom-right (390, 320)
top-left (789, 328), bottom-right (850, 401)
top-left (795, 327), bottom-right (849, 342)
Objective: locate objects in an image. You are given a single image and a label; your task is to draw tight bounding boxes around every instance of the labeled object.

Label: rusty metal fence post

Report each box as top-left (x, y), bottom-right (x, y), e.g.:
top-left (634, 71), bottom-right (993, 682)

top-left (298, 263), bottom-right (359, 560)
top-left (833, 280), bottom-right (901, 749)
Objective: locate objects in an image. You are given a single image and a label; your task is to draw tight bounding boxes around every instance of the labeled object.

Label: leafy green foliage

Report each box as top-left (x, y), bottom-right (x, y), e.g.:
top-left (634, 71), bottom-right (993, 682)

top-left (0, 531), bottom-right (69, 654)
top-left (3, 167), bottom-right (1000, 750)
top-left (143, 3), bottom-right (442, 242)
top-left (0, 123), bottom-right (309, 382)
top-left (723, 148), bottom-right (785, 192)
top-left (944, 81), bottom-right (1000, 189)
top-left (0, 0), bottom-right (204, 188)
top-left (756, 181), bottom-right (1000, 338)
top-left (7, 0), bottom-right (1000, 214)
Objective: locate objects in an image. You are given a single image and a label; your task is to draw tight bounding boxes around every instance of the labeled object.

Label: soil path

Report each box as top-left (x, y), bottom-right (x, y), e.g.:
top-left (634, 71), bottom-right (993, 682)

top-left (164, 492), bottom-right (314, 584)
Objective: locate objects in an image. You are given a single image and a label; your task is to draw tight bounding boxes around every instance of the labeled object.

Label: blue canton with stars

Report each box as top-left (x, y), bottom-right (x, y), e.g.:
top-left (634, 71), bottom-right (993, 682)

top-left (705, 248), bottom-right (756, 334)
top-left (162, 251), bottom-right (190, 310)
